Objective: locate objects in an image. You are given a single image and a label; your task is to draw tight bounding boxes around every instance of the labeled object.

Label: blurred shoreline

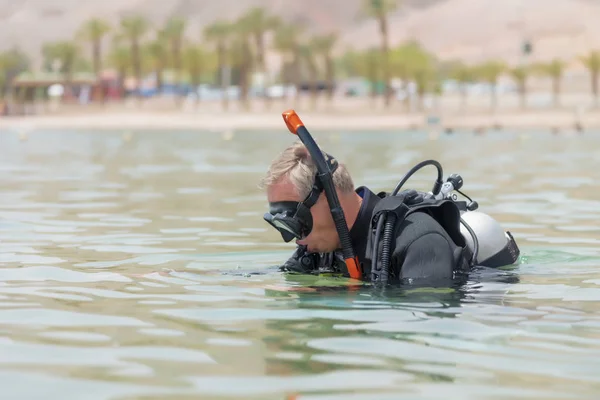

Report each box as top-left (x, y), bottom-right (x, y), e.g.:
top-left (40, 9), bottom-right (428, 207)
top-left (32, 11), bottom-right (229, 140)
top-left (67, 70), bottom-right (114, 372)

top-left (1, 109), bottom-right (595, 132)
top-left (2, 95), bottom-right (596, 132)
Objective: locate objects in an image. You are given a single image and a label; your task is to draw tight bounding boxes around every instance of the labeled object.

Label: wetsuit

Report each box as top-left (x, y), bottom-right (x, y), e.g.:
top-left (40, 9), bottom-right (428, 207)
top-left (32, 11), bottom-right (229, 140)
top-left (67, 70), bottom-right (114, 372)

top-left (280, 186), bottom-right (470, 283)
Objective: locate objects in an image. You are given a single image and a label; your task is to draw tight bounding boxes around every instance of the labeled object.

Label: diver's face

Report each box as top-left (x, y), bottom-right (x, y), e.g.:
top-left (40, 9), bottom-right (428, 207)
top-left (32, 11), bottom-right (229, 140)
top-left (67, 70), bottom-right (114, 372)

top-left (266, 177), bottom-right (340, 253)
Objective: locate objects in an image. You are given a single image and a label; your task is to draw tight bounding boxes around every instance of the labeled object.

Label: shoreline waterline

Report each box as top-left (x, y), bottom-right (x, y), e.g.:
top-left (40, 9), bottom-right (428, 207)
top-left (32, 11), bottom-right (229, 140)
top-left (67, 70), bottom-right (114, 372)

top-left (1, 109), bottom-right (598, 132)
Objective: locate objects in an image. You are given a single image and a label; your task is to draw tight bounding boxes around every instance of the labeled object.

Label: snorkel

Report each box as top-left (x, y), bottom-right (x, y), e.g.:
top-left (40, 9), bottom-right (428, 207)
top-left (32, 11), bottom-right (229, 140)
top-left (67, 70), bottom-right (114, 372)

top-left (281, 110), bottom-right (363, 280)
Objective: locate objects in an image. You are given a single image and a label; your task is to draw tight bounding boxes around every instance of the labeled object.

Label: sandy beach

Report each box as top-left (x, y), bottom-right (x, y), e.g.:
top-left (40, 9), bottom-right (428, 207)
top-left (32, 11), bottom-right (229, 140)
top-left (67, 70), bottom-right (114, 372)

top-left (2, 95), bottom-right (598, 132)
top-left (1, 109), bottom-right (597, 133)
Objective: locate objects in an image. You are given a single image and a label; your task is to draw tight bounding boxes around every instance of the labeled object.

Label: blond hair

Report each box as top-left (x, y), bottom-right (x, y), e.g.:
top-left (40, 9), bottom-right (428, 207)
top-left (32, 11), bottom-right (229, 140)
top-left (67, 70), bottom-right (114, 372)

top-left (259, 140), bottom-right (355, 198)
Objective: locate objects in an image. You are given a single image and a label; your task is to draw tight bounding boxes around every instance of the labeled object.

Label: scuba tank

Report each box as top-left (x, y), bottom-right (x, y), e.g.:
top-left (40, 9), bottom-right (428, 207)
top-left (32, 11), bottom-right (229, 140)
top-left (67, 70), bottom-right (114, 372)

top-left (459, 211), bottom-right (520, 269)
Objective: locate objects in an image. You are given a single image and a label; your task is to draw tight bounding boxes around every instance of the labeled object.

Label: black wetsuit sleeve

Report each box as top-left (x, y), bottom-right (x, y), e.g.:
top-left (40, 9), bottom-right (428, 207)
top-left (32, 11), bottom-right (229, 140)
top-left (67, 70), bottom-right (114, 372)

top-left (396, 232), bottom-right (455, 280)
top-left (390, 212), bottom-right (458, 281)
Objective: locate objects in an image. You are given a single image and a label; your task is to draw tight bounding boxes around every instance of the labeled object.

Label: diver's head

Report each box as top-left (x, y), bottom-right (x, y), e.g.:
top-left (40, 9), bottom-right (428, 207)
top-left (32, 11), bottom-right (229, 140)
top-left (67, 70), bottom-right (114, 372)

top-left (259, 141), bottom-right (361, 253)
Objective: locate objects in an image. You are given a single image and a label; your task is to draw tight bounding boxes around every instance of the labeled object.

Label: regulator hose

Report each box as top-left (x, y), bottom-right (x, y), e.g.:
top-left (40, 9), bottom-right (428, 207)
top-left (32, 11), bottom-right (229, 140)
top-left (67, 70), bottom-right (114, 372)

top-left (392, 159), bottom-right (444, 197)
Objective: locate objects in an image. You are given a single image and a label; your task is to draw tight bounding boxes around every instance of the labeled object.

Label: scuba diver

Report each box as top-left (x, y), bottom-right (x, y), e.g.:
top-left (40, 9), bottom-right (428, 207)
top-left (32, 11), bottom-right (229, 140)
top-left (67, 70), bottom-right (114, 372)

top-left (260, 110), bottom-right (520, 284)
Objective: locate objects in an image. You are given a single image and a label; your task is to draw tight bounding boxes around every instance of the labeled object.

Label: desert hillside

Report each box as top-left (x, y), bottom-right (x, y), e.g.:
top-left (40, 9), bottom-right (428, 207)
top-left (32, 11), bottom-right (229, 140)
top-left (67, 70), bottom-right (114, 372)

top-left (1, 0), bottom-right (599, 69)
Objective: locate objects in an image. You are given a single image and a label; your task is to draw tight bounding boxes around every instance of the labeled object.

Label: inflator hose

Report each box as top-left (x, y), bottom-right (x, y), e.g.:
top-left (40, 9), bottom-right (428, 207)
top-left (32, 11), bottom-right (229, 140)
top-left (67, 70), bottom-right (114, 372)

top-left (378, 213), bottom-right (396, 283)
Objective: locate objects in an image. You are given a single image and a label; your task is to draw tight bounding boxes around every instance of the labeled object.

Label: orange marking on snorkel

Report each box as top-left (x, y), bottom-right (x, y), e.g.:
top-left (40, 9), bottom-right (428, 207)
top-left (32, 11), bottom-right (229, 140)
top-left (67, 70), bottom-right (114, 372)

top-left (282, 109), bottom-right (304, 135)
top-left (344, 256), bottom-right (362, 280)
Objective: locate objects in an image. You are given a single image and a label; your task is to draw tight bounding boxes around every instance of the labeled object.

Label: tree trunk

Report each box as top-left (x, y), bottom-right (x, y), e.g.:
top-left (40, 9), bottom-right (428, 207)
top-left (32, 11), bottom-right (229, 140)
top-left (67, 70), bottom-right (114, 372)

top-left (416, 75), bottom-right (425, 112)
top-left (191, 67), bottom-right (201, 106)
top-left (255, 32), bottom-right (270, 110)
top-left (325, 55), bottom-right (334, 102)
top-left (63, 68), bottom-right (73, 104)
top-left (173, 38), bottom-right (182, 105)
top-left (131, 38), bottom-right (142, 101)
top-left (239, 40), bottom-right (252, 111)
top-left (156, 66), bottom-right (163, 94)
top-left (93, 40), bottom-right (105, 104)
top-left (118, 67), bottom-right (126, 100)
top-left (460, 83), bottom-right (467, 112)
top-left (309, 62), bottom-right (318, 111)
top-left (593, 70), bottom-right (598, 108)
top-left (378, 14), bottom-right (391, 108)
top-left (491, 81), bottom-right (497, 112)
top-left (368, 57), bottom-right (377, 102)
top-left (552, 76), bottom-right (560, 108)
top-left (519, 80), bottom-right (527, 110)
top-left (218, 42), bottom-right (229, 111)
top-left (292, 49), bottom-right (301, 106)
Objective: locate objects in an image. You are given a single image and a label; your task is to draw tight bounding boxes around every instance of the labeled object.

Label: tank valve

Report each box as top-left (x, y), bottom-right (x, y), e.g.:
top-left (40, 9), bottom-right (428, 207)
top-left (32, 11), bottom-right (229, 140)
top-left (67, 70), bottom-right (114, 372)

top-left (447, 174), bottom-right (463, 190)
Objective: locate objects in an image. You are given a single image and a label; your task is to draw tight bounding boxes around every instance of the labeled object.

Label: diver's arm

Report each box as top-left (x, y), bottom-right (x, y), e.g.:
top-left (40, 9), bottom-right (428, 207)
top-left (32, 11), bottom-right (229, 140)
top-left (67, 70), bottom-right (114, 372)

top-left (394, 232), bottom-right (455, 281)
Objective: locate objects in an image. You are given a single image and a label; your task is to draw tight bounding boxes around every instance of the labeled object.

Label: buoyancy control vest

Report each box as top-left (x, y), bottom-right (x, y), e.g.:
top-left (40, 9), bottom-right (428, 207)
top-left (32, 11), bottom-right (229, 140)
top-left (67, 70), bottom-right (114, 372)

top-left (364, 188), bottom-right (520, 283)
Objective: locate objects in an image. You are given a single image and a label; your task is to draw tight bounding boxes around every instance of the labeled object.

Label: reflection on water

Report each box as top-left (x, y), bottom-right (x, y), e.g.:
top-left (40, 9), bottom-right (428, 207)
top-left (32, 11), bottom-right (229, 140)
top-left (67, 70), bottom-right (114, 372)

top-left (0, 128), bottom-right (599, 399)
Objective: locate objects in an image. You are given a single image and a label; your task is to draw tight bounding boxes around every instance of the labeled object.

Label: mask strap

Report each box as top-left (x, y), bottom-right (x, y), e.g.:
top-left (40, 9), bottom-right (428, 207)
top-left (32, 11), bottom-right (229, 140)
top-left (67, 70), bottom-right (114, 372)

top-left (300, 152), bottom-right (339, 209)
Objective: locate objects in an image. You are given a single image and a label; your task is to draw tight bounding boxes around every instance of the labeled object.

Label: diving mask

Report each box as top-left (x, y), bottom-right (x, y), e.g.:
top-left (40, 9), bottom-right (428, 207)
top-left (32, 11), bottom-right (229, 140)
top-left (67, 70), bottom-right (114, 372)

top-left (264, 200), bottom-right (314, 242)
top-left (263, 152), bottom-right (338, 242)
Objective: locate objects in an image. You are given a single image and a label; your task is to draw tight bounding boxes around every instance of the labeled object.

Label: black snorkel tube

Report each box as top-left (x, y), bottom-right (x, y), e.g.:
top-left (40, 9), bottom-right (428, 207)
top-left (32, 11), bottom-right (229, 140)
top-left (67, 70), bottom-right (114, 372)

top-left (282, 110), bottom-right (363, 280)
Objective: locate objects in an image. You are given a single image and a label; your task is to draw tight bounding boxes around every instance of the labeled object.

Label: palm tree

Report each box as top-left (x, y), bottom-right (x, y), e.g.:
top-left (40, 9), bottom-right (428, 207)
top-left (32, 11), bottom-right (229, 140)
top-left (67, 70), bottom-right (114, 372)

top-left (183, 44), bottom-right (207, 105)
top-left (388, 42), bottom-right (435, 111)
top-left (581, 51), bottom-right (600, 108)
top-left (238, 7), bottom-right (280, 108)
top-left (204, 21), bottom-right (232, 111)
top-left (163, 17), bottom-right (187, 100)
top-left (274, 25), bottom-right (303, 103)
top-left (78, 18), bottom-right (111, 103)
top-left (311, 33), bottom-right (337, 103)
top-left (474, 61), bottom-right (506, 111)
top-left (449, 61), bottom-right (475, 111)
top-left (120, 15), bottom-right (149, 99)
top-left (363, 0), bottom-right (399, 108)
top-left (0, 49), bottom-right (30, 101)
top-left (534, 59), bottom-right (563, 108)
top-left (0, 54), bottom-right (8, 101)
top-left (359, 48), bottom-right (382, 100)
top-left (510, 66), bottom-right (529, 110)
top-left (107, 45), bottom-right (131, 99)
top-left (144, 32), bottom-right (168, 94)
top-left (231, 16), bottom-right (255, 111)
top-left (299, 42), bottom-right (319, 110)
top-left (42, 41), bottom-right (80, 101)
top-left (336, 49), bottom-right (364, 78)
top-left (405, 46), bottom-right (435, 112)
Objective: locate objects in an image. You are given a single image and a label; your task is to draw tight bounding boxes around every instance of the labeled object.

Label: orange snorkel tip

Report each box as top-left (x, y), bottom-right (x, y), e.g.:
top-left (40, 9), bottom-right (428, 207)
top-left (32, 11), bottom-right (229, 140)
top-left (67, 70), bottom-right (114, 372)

top-left (282, 109), bottom-right (305, 135)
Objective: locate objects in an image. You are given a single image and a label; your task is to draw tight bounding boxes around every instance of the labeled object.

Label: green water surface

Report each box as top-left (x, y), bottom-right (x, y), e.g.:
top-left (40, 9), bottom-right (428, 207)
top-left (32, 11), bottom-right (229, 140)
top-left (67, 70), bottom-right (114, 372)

top-left (0, 127), bottom-right (599, 400)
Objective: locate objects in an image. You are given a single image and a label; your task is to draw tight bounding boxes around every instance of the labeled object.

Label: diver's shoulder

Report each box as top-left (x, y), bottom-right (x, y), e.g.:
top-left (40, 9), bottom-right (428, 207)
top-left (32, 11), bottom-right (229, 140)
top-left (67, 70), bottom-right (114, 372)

top-left (397, 211), bottom-right (450, 238)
